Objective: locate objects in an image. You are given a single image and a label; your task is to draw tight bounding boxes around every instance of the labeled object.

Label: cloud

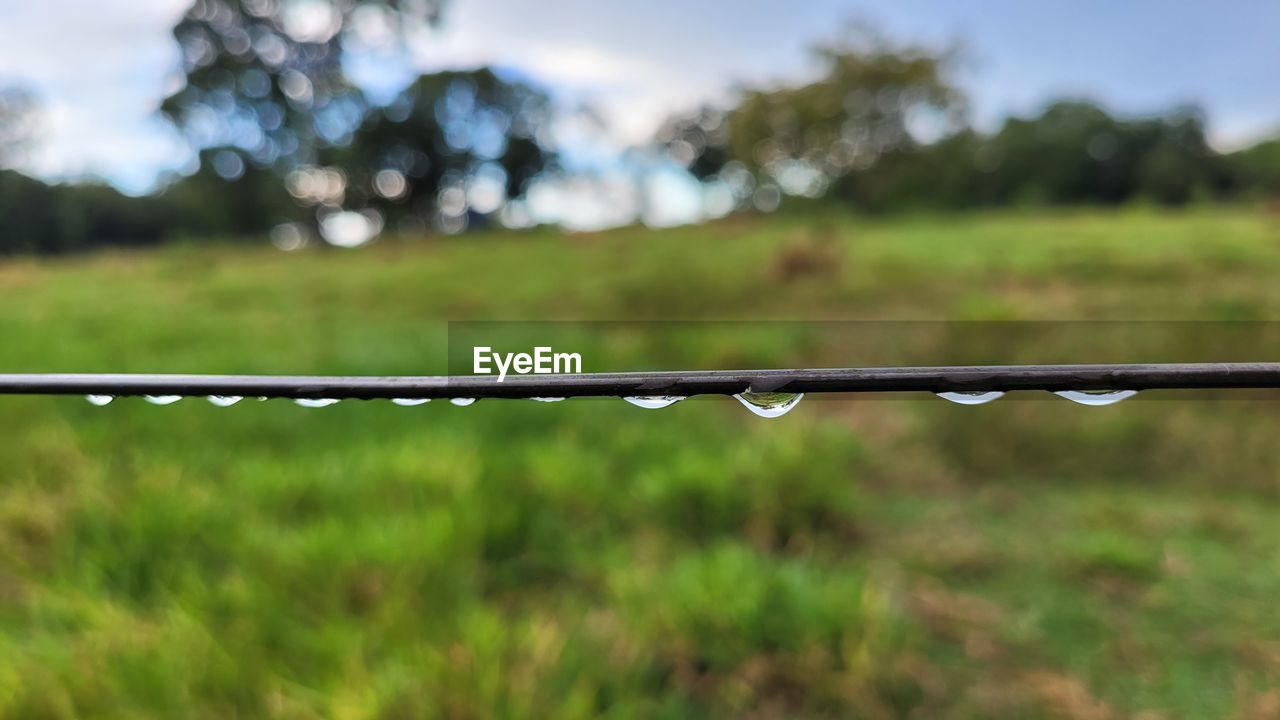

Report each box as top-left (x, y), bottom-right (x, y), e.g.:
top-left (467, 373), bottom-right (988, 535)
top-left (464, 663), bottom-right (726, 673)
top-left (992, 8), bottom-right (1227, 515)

top-left (401, 0), bottom-right (836, 146)
top-left (0, 0), bottom-right (192, 192)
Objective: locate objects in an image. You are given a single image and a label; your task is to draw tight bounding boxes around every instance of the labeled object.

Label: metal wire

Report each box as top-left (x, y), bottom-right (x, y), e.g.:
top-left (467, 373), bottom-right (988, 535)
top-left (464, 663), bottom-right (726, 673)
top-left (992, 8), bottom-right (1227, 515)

top-left (0, 363), bottom-right (1278, 399)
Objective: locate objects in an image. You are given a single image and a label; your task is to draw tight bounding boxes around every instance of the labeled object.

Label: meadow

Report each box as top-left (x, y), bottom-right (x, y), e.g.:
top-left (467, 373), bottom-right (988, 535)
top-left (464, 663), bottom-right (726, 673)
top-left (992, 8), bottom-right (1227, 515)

top-left (2, 208), bottom-right (1280, 718)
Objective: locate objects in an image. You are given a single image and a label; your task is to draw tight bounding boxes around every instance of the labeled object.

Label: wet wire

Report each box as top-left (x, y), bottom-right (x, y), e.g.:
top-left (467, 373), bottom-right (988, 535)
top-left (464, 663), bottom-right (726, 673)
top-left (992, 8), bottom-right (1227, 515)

top-left (0, 363), bottom-right (1278, 400)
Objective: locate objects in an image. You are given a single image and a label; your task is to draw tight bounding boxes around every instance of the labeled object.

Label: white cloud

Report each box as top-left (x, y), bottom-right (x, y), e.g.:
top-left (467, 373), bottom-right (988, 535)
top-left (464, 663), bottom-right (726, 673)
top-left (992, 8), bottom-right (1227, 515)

top-left (0, 0), bottom-right (192, 192)
top-left (401, 0), bottom-right (831, 147)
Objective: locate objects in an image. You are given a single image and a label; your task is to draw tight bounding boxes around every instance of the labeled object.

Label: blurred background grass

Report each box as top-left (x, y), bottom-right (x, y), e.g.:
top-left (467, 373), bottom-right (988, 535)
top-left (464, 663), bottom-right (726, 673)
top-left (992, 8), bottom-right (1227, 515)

top-left (3, 207), bottom-right (1280, 717)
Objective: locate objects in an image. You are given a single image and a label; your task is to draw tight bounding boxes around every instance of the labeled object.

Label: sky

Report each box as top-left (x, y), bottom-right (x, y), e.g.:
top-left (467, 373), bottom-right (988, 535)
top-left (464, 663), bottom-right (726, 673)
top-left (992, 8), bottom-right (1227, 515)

top-left (1, 0), bottom-right (1278, 197)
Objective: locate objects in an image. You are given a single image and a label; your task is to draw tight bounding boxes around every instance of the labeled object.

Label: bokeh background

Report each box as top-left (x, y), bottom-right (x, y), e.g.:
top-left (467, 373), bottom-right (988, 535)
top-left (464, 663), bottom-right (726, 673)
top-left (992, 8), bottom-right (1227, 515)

top-left (3, 1), bottom-right (1280, 717)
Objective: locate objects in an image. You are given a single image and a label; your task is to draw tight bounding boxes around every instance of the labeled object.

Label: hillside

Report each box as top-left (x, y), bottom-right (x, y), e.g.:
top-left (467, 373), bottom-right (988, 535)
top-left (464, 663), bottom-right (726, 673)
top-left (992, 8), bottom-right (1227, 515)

top-left (2, 208), bottom-right (1280, 717)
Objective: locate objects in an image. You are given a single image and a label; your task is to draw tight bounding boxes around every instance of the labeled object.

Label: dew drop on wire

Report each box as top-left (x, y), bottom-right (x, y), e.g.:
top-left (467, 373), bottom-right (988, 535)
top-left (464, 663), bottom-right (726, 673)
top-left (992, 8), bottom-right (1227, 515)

top-left (295, 398), bottom-right (340, 407)
top-left (936, 391), bottom-right (1005, 405)
top-left (734, 391), bottom-right (803, 418)
top-left (86, 395), bottom-right (114, 406)
top-left (531, 397), bottom-right (565, 402)
top-left (208, 395), bottom-right (242, 407)
top-left (450, 397), bottom-right (476, 406)
top-left (623, 396), bottom-right (685, 409)
top-left (1054, 389), bottom-right (1138, 406)
top-left (145, 395), bottom-right (183, 405)
top-left (391, 398), bottom-right (430, 406)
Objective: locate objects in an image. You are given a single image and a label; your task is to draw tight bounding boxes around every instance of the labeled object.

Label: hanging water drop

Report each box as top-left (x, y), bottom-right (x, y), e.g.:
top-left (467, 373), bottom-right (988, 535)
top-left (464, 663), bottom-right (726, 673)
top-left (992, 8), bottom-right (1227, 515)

top-left (531, 397), bottom-right (565, 402)
top-left (207, 395), bottom-right (242, 407)
top-left (295, 398), bottom-right (340, 407)
top-left (733, 391), bottom-right (804, 419)
top-left (623, 396), bottom-right (685, 409)
top-left (86, 394), bottom-right (114, 406)
top-left (1054, 389), bottom-right (1137, 406)
top-left (144, 395), bottom-right (182, 405)
top-left (450, 397), bottom-right (476, 407)
top-left (937, 390), bottom-right (1005, 405)
top-left (391, 398), bottom-right (430, 406)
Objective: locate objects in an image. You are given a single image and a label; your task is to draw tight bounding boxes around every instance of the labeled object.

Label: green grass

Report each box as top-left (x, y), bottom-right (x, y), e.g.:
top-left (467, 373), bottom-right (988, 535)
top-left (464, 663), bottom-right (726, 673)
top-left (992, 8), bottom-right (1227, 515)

top-left (2, 207), bottom-right (1280, 717)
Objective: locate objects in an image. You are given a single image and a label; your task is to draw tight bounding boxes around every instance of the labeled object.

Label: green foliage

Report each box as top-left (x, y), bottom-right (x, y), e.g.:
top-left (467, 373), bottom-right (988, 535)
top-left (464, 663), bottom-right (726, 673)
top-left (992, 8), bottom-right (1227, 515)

top-left (0, 162), bottom-right (303, 255)
top-left (159, 147), bottom-right (304, 237)
top-left (1227, 138), bottom-right (1280, 197)
top-left (325, 68), bottom-right (557, 223)
top-left (0, 63), bottom-right (559, 256)
top-left (659, 32), bottom-right (1261, 213)
top-left (0, 170), bottom-right (174, 255)
top-left (973, 101), bottom-right (1230, 208)
top-left (157, 1), bottom-right (557, 237)
top-left (661, 29), bottom-right (965, 202)
top-left (161, 0), bottom-right (445, 170)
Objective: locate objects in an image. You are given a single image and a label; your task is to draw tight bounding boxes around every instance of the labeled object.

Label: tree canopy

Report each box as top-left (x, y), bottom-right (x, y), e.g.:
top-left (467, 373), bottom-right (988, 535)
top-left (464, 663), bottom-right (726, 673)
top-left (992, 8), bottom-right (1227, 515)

top-left (659, 32), bottom-right (965, 205)
top-left (659, 34), bottom-right (1242, 213)
top-left (160, 0), bottom-right (445, 172)
top-left (156, 0), bottom-right (557, 239)
top-left (319, 68), bottom-right (556, 228)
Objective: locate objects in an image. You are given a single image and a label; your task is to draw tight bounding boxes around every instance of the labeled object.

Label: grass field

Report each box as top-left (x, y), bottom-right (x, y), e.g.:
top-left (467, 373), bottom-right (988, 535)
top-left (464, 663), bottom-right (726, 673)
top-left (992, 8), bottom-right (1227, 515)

top-left (2, 207), bottom-right (1280, 718)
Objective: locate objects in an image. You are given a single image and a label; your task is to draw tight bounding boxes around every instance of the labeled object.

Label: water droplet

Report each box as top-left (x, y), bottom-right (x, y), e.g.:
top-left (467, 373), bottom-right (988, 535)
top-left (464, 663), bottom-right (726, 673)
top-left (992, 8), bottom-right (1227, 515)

top-left (449, 397), bottom-right (476, 407)
top-left (623, 396), bottom-right (685, 409)
top-left (531, 397), bottom-right (565, 402)
top-left (1054, 389), bottom-right (1138, 406)
top-left (295, 398), bottom-right (340, 407)
top-left (207, 395), bottom-right (242, 407)
top-left (391, 398), bottom-right (430, 406)
top-left (733, 391), bottom-right (803, 419)
top-left (144, 395), bottom-right (183, 405)
top-left (937, 391), bottom-right (1005, 405)
top-left (86, 394), bottom-right (113, 406)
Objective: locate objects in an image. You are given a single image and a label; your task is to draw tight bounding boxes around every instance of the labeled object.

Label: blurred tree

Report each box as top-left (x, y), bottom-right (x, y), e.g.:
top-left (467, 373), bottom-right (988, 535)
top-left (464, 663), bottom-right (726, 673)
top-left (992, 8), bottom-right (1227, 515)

top-left (662, 60), bottom-right (1237, 213)
top-left (658, 28), bottom-right (966, 209)
top-left (160, 0), bottom-right (445, 171)
top-left (157, 147), bottom-right (302, 237)
top-left (0, 171), bottom-right (174, 255)
top-left (160, 2), bottom-right (557, 239)
top-left (654, 105), bottom-right (732, 180)
top-left (1227, 138), bottom-right (1280, 198)
top-left (838, 129), bottom-right (985, 211)
top-left (977, 102), bottom-right (1228, 207)
top-left (1133, 108), bottom-right (1228, 205)
top-left (320, 68), bottom-right (556, 229)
